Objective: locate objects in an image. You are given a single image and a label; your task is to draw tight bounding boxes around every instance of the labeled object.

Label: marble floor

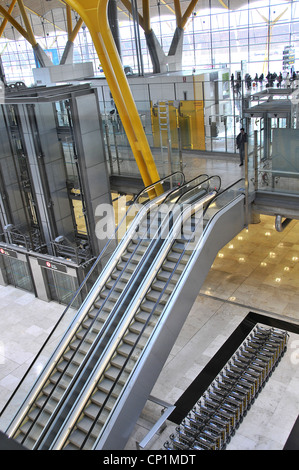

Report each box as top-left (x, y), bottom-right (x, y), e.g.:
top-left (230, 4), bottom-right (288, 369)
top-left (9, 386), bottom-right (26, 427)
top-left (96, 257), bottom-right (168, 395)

top-left (0, 153), bottom-right (298, 451)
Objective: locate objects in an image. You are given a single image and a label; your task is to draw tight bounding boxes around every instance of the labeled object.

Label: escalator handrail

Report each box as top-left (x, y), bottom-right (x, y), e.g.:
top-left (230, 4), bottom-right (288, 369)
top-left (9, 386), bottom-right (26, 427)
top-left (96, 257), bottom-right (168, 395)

top-left (50, 189), bottom-right (217, 449)
top-left (29, 176), bottom-right (215, 448)
top-left (134, 171), bottom-right (185, 205)
top-left (72, 181), bottom-right (245, 450)
top-left (27, 189), bottom-right (181, 449)
top-left (91, 189), bottom-right (246, 450)
top-left (175, 175), bottom-right (221, 205)
top-left (17, 199), bottom-right (168, 447)
top-left (162, 173), bottom-right (209, 204)
top-left (2, 175), bottom-right (180, 430)
top-left (7, 174), bottom-right (218, 445)
top-left (5, 174), bottom-right (197, 442)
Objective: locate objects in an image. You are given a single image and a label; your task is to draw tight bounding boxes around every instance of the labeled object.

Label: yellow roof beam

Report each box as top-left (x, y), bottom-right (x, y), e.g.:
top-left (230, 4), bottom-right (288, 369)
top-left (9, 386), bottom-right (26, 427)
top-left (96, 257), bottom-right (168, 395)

top-left (120, 0), bottom-right (200, 32)
top-left (66, 4), bottom-right (83, 42)
top-left (181, 0), bottom-right (200, 29)
top-left (17, 0), bottom-right (37, 46)
top-left (0, 0), bottom-right (17, 38)
top-left (0, 3), bottom-right (30, 43)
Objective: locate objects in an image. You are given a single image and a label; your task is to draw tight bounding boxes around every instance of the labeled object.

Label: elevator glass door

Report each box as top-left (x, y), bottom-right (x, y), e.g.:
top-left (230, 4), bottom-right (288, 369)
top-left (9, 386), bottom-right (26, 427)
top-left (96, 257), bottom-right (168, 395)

top-left (42, 268), bottom-right (81, 307)
top-left (1, 256), bottom-right (34, 293)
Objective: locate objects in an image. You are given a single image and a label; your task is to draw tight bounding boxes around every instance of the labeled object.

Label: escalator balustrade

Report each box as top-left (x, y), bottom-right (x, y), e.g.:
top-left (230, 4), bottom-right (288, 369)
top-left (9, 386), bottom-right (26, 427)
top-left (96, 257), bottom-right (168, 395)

top-left (51, 180), bottom-right (220, 450)
top-left (7, 173), bottom-right (216, 449)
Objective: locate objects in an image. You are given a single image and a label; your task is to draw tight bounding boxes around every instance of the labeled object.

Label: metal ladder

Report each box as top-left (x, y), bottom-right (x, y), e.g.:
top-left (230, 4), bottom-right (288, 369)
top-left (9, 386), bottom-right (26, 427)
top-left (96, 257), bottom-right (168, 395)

top-left (158, 101), bottom-right (172, 175)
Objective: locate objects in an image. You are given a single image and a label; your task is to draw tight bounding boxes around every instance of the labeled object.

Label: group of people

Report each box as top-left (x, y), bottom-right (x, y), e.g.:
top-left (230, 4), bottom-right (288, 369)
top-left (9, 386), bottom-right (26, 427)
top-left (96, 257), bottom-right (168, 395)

top-left (231, 70), bottom-right (299, 92)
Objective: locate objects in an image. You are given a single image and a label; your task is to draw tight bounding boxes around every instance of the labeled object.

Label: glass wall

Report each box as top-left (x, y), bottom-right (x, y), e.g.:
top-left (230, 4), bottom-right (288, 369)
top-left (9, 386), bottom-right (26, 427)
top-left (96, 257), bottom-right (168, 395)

top-left (0, 1), bottom-right (298, 86)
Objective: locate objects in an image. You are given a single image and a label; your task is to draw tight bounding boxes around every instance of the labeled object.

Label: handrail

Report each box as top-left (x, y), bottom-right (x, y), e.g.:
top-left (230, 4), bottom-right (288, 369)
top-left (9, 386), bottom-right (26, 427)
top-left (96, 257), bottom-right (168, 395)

top-left (82, 192), bottom-right (217, 449)
top-left (29, 183), bottom-right (183, 448)
top-left (1, 173), bottom-right (178, 431)
top-left (5, 174), bottom-right (221, 448)
top-left (134, 171), bottom-right (185, 205)
top-left (67, 180), bottom-right (243, 450)
top-left (35, 176), bottom-right (215, 449)
top-left (89, 182), bottom-right (245, 450)
top-left (163, 173), bottom-right (209, 204)
top-left (4, 173), bottom-right (190, 444)
top-left (19, 202), bottom-right (164, 447)
top-left (50, 187), bottom-right (218, 449)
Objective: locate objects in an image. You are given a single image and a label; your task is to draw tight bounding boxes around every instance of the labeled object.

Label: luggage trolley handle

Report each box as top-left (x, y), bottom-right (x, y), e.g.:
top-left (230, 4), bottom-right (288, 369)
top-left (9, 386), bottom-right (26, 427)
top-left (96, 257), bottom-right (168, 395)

top-left (214, 382), bottom-right (248, 412)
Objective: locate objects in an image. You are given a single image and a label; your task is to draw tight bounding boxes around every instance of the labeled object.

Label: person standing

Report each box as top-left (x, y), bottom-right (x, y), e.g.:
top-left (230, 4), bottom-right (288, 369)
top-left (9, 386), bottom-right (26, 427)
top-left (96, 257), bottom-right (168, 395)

top-left (236, 127), bottom-right (247, 166)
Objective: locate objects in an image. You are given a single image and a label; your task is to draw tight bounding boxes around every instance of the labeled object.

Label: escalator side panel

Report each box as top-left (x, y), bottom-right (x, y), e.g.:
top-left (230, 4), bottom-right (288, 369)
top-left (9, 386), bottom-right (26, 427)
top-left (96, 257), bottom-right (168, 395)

top-left (95, 195), bottom-right (245, 450)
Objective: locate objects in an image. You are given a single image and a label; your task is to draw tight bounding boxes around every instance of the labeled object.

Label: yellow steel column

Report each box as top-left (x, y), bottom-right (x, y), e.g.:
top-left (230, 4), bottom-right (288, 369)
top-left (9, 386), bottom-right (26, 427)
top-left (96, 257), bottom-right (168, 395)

top-left (64, 0), bottom-right (161, 194)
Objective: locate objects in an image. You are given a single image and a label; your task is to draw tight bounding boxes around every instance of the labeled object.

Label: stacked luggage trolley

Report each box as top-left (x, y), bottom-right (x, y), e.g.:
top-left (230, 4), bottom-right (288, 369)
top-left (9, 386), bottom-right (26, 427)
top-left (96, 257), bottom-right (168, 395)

top-left (163, 325), bottom-right (289, 450)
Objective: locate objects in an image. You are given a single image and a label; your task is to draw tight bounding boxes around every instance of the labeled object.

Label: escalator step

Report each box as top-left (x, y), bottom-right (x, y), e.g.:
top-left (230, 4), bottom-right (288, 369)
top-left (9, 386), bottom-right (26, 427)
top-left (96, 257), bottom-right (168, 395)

top-left (123, 331), bottom-right (148, 348)
top-left (157, 270), bottom-right (180, 284)
top-left (76, 413), bottom-right (105, 435)
top-left (69, 338), bottom-right (91, 356)
top-left (117, 342), bottom-right (142, 361)
top-left (67, 428), bottom-right (95, 450)
top-left (81, 317), bottom-right (105, 334)
top-left (43, 383), bottom-right (66, 401)
top-left (146, 290), bottom-right (168, 304)
top-left (121, 252), bottom-right (142, 264)
top-left (171, 242), bottom-right (188, 253)
top-left (110, 269), bottom-right (131, 282)
top-left (104, 365), bottom-right (129, 383)
top-left (126, 244), bottom-right (149, 256)
top-left (129, 319), bottom-right (150, 335)
top-left (14, 432), bottom-right (36, 449)
top-left (97, 377), bottom-right (123, 398)
top-left (17, 419), bottom-right (43, 443)
top-left (76, 327), bottom-right (97, 344)
top-left (93, 299), bottom-right (114, 312)
top-left (167, 251), bottom-right (189, 264)
top-left (134, 310), bottom-right (159, 326)
top-left (91, 390), bottom-right (116, 410)
top-left (88, 308), bottom-right (111, 323)
top-left (49, 371), bottom-right (72, 389)
top-left (111, 352), bottom-right (137, 375)
top-left (140, 299), bottom-right (163, 314)
top-left (35, 394), bottom-right (59, 413)
top-left (116, 261), bottom-right (136, 274)
top-left (100, 291), bottom-right (120, 304)
top-left (162, 260), bottom-right (178, 272)
top-left (56, 359), bottom-right (78, 378)
top-left (151, 279), bottom-right (173, 293)
top-left (105, 278), bottom-right (127, 293)
top-left (63, 441), bottom-right (79, 450)
top-left (63, 348), bottom-right (85, 366)
top-left (27, 407), bottom-right (52, 428)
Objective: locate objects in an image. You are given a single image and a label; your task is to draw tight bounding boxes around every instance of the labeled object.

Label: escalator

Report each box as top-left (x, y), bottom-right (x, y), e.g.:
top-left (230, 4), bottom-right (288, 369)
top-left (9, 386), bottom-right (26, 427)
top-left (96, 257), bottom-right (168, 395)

top-left (4, 172), bottom-right (219, 449)
top-left (47, 179), bottom-right (245, 450)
